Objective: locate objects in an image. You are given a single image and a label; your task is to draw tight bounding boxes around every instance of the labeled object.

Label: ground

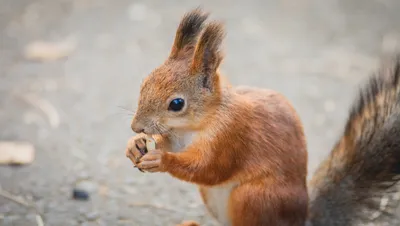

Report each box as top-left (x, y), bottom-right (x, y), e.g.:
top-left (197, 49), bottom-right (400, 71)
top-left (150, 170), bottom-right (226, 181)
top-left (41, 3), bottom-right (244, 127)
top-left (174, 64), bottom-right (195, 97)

top-left (0, 0), bottom-right (400, 225)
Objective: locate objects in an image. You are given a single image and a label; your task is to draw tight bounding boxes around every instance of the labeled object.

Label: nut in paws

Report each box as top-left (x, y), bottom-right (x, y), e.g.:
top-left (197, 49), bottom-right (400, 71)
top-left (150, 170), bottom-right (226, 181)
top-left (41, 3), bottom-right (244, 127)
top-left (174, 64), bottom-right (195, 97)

top-left (125, 134), bottom-right (147, 167)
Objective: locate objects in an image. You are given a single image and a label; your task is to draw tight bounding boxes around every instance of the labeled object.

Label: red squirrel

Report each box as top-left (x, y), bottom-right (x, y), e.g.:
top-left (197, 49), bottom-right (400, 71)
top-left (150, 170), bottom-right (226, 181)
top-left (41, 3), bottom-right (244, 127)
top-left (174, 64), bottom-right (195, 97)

top-left (125, 8), bottom-right (400, 226)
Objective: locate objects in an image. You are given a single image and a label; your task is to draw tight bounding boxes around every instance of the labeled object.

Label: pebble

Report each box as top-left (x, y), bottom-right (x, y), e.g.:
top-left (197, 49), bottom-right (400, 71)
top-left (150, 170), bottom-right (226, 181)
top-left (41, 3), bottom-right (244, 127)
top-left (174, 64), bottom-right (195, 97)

top-left (72, 180), bottom-right (99, 201)
top-left (72, 189), bottom-right (89, 201)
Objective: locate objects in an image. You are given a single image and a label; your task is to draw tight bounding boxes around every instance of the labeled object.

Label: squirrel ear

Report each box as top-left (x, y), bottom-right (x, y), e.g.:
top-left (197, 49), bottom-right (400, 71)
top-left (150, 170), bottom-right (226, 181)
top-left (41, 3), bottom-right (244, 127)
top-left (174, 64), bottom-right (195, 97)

top-left (190, 21), bottom-right (225, 88)
top-left (169, 8), bottom-right (209, 59)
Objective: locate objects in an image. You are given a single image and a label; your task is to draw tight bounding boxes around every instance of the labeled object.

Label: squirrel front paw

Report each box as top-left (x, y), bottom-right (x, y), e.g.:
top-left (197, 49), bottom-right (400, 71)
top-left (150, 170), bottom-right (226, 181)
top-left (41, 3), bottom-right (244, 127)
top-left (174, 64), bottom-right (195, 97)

top-left (125, 133), bottom-right (148, 168)
top-left (126, 134), bottom-right (168, 173)
top-left (137, 149), bottom-right (167, 173)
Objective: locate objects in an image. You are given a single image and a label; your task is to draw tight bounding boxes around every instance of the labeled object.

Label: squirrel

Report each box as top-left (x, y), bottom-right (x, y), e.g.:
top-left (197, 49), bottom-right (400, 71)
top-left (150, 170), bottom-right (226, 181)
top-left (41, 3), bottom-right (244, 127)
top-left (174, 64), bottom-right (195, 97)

top-left (125, 8), bottom-right (400, 226)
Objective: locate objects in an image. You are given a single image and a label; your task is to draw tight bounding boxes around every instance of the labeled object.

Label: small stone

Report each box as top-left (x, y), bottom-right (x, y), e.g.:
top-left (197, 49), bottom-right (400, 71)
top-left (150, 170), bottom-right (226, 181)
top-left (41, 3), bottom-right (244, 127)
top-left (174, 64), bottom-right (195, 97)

top-left (72, 189), bottom-right (89, 201)
top-left (72, 180), bottom-right (99, 201)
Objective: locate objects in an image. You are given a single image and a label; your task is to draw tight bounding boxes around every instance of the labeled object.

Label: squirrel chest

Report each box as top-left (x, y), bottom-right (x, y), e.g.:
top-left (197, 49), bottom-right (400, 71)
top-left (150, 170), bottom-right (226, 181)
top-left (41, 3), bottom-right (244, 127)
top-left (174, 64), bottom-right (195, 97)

top-left (170, 131), bottom-right (197, 152)
top-left (200, 182), bottom-right (239, 226)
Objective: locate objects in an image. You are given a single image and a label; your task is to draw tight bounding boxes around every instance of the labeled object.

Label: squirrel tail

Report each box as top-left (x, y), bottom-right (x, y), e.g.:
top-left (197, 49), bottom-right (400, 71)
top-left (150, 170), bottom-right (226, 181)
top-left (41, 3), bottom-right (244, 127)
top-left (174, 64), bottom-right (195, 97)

top-left (307, 55), bottom-right (400, 226)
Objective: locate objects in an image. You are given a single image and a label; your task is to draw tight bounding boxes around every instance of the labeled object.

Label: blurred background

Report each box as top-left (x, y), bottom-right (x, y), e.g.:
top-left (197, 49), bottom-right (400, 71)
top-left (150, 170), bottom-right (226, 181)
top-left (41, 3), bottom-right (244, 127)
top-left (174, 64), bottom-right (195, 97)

top-left (0, 0), bottom-right (399, 225)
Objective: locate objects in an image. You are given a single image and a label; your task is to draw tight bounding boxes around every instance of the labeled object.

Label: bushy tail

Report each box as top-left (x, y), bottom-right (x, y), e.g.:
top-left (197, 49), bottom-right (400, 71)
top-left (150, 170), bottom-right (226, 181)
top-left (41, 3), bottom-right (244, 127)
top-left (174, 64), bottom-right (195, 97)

top-left (308, 55), bottom-right (400, 226)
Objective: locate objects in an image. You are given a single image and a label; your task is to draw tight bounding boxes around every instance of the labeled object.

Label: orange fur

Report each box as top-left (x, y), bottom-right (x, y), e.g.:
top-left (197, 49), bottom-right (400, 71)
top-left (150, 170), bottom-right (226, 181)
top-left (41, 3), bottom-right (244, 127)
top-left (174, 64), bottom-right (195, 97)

top-left (127, 8), bottom-right (308, 226)
top-left (125, 8), bottom-right (400, 226)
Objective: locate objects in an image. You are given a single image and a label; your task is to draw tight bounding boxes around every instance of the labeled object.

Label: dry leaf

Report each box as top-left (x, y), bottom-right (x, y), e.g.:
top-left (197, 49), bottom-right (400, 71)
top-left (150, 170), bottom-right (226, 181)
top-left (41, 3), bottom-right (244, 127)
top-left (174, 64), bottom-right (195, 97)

top-left (0, 142), bottom-right (35, 165)
top-left (24, 36), bottom-right (77, 61)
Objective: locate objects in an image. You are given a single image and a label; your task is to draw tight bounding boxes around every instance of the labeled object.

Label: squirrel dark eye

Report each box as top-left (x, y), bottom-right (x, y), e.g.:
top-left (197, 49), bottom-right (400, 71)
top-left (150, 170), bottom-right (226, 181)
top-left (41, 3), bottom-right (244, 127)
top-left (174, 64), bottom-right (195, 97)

top-left (168, 98), bottom-right (185, 112)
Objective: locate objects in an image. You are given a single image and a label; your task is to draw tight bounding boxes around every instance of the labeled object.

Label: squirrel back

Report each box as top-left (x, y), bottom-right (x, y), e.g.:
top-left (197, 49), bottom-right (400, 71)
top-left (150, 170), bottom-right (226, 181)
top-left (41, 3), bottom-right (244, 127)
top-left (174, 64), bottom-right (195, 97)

top-left (308, 55), bottom-right (400, 225)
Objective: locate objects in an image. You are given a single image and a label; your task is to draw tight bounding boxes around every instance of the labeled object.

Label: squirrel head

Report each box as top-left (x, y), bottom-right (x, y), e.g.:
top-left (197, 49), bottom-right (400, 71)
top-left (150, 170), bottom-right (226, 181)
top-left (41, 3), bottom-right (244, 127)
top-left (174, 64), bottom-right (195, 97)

top-left (131, 8), bottom-right (226, 135)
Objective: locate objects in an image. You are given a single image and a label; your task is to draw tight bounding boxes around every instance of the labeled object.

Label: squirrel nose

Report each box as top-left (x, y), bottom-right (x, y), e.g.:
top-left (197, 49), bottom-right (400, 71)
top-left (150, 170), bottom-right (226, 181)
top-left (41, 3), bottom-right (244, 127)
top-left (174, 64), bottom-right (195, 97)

top-left (131, 122), bottom-right (145, 134)
top-left (132, 126), bottom-right (144, 134)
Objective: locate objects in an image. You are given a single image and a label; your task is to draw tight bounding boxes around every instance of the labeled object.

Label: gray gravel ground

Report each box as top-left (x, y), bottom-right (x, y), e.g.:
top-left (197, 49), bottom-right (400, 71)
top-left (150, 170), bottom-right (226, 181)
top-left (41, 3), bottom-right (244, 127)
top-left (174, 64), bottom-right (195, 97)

top-left (1, 0), bottom-right (400, 225)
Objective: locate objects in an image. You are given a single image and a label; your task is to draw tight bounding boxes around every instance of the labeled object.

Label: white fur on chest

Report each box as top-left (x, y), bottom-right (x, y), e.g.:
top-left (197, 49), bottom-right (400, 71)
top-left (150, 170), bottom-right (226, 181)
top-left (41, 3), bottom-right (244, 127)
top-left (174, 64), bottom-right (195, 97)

top-left (170, 131), bottom-right (197, 152)
top-left (203, 181), bottom-right (238, 226)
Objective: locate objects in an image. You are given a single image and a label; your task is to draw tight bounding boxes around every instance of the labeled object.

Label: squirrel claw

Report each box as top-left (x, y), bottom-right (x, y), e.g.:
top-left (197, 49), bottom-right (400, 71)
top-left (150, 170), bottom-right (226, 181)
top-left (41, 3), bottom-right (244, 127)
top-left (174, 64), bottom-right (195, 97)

top-left (133, 165), bottom-right (144, 172)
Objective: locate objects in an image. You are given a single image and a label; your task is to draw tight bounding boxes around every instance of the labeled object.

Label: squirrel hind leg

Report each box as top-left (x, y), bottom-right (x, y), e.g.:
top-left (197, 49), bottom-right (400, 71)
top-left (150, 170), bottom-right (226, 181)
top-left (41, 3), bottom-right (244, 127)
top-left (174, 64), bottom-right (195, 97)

top-left (228, 182), bottom-right (308, 226)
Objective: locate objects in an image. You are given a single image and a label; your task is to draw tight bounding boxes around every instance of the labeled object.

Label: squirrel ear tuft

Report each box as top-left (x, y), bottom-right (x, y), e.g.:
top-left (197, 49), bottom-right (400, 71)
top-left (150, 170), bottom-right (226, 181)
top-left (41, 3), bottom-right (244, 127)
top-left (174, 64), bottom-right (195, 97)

top-left (190, 21), bottom-right (225, 77)
top-left (169, 8), bottom-right (209, 59)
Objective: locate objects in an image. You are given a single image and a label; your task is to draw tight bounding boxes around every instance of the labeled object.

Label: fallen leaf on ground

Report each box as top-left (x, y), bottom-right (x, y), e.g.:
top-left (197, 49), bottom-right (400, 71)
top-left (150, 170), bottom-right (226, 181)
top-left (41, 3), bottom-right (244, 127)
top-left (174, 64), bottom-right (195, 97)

top-left (24, 36), bottom-right (77, 62)
top-left (0, 142), bottom-right (35, 165)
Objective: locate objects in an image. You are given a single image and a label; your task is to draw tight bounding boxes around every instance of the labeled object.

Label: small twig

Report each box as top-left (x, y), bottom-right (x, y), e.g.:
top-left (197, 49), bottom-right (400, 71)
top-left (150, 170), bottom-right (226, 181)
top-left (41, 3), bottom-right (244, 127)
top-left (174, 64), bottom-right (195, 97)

top-left (0, 188), bottom-right (46, 226)
top-left (0, 188), bottom-right (31, 207)
top-left (36, 214), bottom-right (44, 226)
top-left (22, 94), bottom-right (60, 128)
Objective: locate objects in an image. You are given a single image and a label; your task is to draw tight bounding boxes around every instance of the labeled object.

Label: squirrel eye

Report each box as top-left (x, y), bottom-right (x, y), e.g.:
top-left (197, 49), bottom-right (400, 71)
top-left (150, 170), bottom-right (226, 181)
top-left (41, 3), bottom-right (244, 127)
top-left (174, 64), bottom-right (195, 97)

top-left (168, 98), bottom-right (185, 112)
